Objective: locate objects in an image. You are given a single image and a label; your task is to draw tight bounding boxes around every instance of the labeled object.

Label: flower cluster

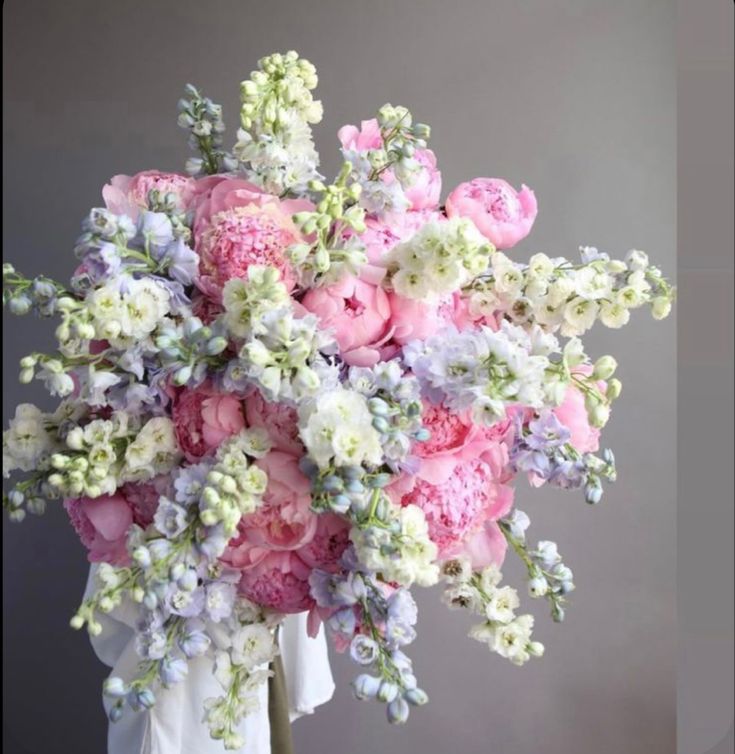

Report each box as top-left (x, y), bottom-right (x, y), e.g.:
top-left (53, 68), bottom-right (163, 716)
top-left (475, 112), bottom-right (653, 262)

top-left (2, 51), bottom-right (674, 749)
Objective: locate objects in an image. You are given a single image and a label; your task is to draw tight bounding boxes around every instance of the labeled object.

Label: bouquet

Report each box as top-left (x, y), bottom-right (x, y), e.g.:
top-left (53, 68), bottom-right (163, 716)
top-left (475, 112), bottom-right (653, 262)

top-left (2, 50), bottom-right (675, 750)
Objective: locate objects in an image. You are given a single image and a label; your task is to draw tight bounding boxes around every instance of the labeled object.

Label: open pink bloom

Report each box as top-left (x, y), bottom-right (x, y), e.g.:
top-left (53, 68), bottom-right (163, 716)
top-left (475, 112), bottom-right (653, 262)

top-left (103, 170), bottom-right (196, 220)
top-left (191, 177), bottom-right (311, 301)
top-left (172, 381), bottom-right (245, 462)
top-left (226, 451), bottom-right (317, 560)
top-left (445, 178), bottom-right (537, 249)
top-left (401, 457), bottom-right (514, 562)
top-left (64, 493), bottom-right (134, 566)
top-left (338, 119), bottom-right (384, 152)
top-left (237, 551), bottom-right (315, 614)
top-left (387, 294), bottom-right (443, 348)
top-left (553, 368), bottom-right (603, 453)
top-left (301, 267), bottom-right (394, 367)
top-left (404, 149), bottom-right (442, 211)
top-left (244, 391), bottom-right (304, 456)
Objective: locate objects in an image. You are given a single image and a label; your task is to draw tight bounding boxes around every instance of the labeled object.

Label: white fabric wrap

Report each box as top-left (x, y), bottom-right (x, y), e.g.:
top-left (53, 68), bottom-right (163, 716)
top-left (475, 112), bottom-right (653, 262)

top-left (83, 566), bottom-right (335, 754)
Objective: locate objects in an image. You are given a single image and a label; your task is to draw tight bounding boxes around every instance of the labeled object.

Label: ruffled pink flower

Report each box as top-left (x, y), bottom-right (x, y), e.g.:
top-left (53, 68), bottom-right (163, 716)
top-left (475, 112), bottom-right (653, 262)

top-left (119, 479), bottom-right (166, 527)
top-left (401, 457), bottom-right (514, 563)
top-left (413, 401), bottom-right (513, 485)
top-left (445, 178), bottom-right (537, 249)
top-left (191, 177), bottom-right (311, 301)
top-left (237, 551), bottom-right (315, 613)
top-left (301, 267), bottom-right (394, 367)
top-left (64, 493), bottom-right (134, 566)
top-left (244, 391), bottom-right (303, 456)
top-left (191, 291), bottom-right (224, 325)
top-left (553, 368), bottom-right (602, 453)
top-left (404, 149), bottom-right (441, 211)
top-left (172, 381), bottom-right (245, 462)
top-left (103, 170), bottom-right (196, 220)
top-left (358, 210), bottom-right (440, 264)
top-left (297, 514), bottom-right (350, 573)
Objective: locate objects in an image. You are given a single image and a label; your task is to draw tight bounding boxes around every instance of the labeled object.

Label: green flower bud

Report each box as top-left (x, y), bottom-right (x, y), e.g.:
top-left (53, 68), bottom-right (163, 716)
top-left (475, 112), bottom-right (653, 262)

top-left (592, 355), bottom-right (617, 380)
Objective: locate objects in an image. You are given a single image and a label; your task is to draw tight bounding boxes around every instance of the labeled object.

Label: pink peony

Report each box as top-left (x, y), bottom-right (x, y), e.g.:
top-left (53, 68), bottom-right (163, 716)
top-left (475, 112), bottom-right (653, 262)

top-left (301, 267), bottom-right (394, 367)
top-left (191, 291), bottom-right (224, 325)
top-left (103, 170), bottom-right (196, 220)
top-left (296, 513), bottom-right (350, 573)
top-left (404, 149), bottom-right (442, 211)
top-left (401, 457), bottom-right (514, 562)
top-left (226, 451), bottom-right (317, 560)
top-left (191, 177), bottom-right (311, 301)
top-left (244, 391), bottom-right (303, 456)
top-left (237, 551), bottom-right (315, 613)
top-left (64, 493), bottom-right (134, 565)
top-left (119, 479), bottom-right (166, 527)
top-left (445, 178), bottom-right (537, 250)
top-left (413, 401), bottom-right (513, 485)
top-left (386, 294), bottom-right (443, 349)
top-left (553, 369), bottom-right (602, 453)
top-left (172, 381), bottom-right (245, 462)
top-left (358, 210), bottom-right (440, 264)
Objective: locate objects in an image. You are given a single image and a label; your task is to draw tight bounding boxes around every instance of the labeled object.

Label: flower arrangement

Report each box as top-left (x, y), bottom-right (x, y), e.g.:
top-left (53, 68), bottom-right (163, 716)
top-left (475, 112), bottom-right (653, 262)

top-left (2, 50), bottom-right (674, 750)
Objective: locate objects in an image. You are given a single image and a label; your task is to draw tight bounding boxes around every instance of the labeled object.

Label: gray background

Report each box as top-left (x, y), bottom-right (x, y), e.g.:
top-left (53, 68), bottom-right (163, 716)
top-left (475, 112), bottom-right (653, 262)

top-left (3, 1), bottom-right (678, 753)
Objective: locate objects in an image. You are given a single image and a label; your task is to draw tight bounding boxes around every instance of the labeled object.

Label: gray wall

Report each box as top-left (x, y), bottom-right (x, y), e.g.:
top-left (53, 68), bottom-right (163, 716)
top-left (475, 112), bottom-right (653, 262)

top-left (2, 1), bottom-right (676, 752)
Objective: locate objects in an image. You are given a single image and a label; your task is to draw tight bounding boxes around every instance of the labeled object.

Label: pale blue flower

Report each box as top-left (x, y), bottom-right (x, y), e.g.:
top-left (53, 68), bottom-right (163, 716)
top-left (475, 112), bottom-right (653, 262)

top-left (350, 635), bottom-right (379, 666)
top-left (159, 656), bottom-right (188, 686)
top-left (154, 499), bottom-right (189, 539)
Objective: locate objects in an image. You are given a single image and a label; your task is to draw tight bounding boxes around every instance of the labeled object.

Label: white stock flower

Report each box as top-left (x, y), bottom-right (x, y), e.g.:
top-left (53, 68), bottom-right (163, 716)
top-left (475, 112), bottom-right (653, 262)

top-left (124, 417), bottom-right (179, 480)
top-left (574, 267), bottom-right (613, 300)
top-left (300, 388), bottom-right (382, 469)
top-left (484, 586), bottom-right (520, 624)
top-left (489, 614), bottom-right (536, 665)
top-left (230, 624), bottom-right (275, 670)
top-left (599, 300), bottom-right (631, 328)
top-left (3, 404), bottom-right (52, 475)
top-left (562, 297), bottom-right (599, 336)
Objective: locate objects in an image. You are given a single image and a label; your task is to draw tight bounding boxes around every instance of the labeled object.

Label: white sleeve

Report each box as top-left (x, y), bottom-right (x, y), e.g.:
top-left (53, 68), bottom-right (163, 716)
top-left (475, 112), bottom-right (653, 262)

top-left (83, 566), bottom-right (335, 754)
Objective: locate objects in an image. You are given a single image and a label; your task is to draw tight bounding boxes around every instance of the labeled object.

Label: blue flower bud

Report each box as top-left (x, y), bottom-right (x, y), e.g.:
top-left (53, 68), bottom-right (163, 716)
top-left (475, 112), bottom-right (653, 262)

top-left (372, 416), bottom-right (391, 433)
top-left (173, 365), bottom-right (193, 386)
top-left (366, 473), bottom-right (391, 489)
top-left (159, 656), bottom-right (188, 686)
top-left (330, 494), bottom-right (352, 514)
top-left (386, 697), bottom-right (410, 724)
top-left (322, 475), bottom-right (344, 493)
top-left (353, 674), bottom-right (381, 700)
top-left (205, 337), bottom-right (228, 356)
top-left (182, 318), bottom-right (203, 339)
top-left (9, 295), bottom-right (32, 315)
top-left (136, 689), bottom-right (156, 710)
top-left (178, 569), bottom-right (199, 592)
top-left (345, 479), bottom-right (365, 494)
top-left (584, 483), bottom-right (603, 505)
top-left (340, 465), bottom-right (363, 481)
top-left (108, 703), bottom-right (124, 723)
top-left (413, 427), bottom-right (431, 442)
top-left (404, 688), bottom-right (429, 706)
top-left (368, 397), bottom-right (390, 416)
top-left (143, 592), bottom-right (159, 610)
top-left (103, 677), bottom-right (128, 698)
top-left (377, 681), bottom-right (399, 703)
